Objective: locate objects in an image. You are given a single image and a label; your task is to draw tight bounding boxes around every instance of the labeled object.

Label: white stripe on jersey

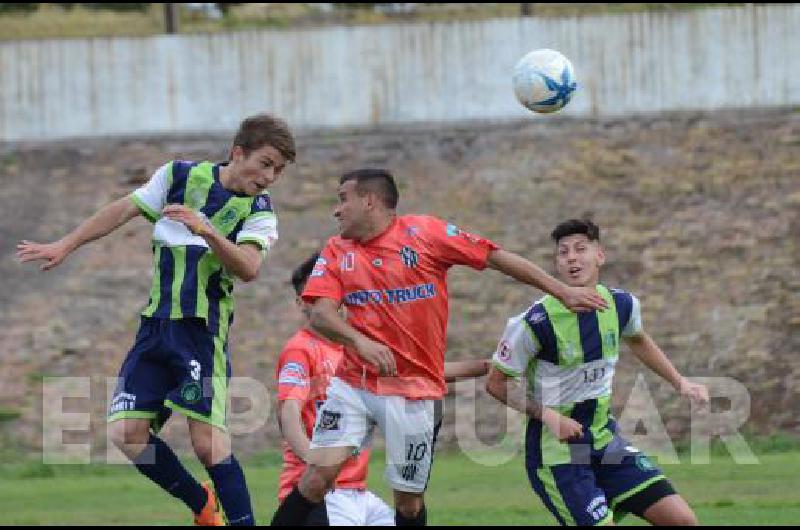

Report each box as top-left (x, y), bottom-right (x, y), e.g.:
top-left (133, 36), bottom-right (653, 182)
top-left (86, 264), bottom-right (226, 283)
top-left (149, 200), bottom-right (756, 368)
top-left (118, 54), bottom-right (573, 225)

top-left (532, 358), bottom-right (616, 406)
top-left (153, 217), bottom-right (210, 248)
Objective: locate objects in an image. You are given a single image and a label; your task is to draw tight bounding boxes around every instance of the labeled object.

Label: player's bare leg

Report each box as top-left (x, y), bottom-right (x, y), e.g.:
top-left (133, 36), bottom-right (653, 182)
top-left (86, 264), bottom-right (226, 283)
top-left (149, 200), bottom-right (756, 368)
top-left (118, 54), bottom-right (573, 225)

top-left (271, 446), bottom-right (352, 525)
top-left (187, 419), bottom-right (232, 467)
top-left (109, 417), bottom-right (214, 523)
top-left (300, 446), bottom-right (354, 501)
top-left (394, 490), bottom-right (426, 525)
top-left (107, 418), bottom-right (151, 460)
top-left (641, 494), bottom-right (698, 526)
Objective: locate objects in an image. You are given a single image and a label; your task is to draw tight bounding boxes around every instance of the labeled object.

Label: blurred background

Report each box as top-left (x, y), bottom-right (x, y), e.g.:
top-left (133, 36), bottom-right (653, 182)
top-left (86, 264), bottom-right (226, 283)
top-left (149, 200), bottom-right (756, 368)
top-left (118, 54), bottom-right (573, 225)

top-left (1, 3), bottom-right (799, 524)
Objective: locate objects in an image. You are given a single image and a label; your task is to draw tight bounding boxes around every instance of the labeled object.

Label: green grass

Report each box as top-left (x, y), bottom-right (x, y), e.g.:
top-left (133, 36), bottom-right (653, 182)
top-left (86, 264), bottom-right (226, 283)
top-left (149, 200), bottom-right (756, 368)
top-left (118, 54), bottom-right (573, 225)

top-left (1, 448), bottom-right (799, 525)
top-left (0, 3), bottom-right (747, 41)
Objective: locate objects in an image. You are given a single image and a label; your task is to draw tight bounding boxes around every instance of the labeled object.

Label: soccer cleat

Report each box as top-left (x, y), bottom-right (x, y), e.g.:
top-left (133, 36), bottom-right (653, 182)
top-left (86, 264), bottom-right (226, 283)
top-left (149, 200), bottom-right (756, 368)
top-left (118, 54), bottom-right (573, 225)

top-left (194, 481), bottom-right (225, 526)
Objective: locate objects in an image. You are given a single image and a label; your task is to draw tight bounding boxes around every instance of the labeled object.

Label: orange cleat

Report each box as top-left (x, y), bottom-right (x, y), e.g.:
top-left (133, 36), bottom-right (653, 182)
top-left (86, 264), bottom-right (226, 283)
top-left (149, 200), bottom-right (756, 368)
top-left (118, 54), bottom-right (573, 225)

top-left (194, 481), bottom-right (225, 526)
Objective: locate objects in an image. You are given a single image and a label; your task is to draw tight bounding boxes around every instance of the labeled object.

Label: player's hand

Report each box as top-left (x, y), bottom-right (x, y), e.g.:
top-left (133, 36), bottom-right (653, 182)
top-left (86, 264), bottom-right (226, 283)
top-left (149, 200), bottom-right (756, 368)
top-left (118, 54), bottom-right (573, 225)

top-left (677, 377), bottom-right (709, 405)
top-left (561, 286), bottom-right (608, 312)
top-left (542, 408), bottom-right (584, 443)
top-left (354, 336), bottom-right (397, 377)
top-left (16, 239), bottom-right (70, 271)
top-left (162, 204), bottom-right (211, 236)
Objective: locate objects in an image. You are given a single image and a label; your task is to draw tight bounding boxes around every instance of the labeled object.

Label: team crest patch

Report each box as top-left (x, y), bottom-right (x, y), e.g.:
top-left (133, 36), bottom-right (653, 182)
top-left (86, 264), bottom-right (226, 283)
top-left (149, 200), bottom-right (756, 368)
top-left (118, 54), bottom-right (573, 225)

top-left (635, 454), bottom-right (656, 472)
top-left (181, 382), bottom-right (203, 404)
top-left (341, 252), bottom-right (355, 272)
top-left (220, 208), bottom-right (238, 225)
top-left (316, 410), bottom-right (342, 432)
top-left (399, 246), bottom-right (419, 268)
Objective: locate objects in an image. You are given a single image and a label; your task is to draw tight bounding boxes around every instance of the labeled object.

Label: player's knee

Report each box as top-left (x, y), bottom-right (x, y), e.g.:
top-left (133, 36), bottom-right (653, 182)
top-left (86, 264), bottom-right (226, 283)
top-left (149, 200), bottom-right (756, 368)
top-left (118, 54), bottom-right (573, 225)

top-left (670, 509), bottom-right (699, 526)
top-left (107, 420), bottom-right (148, 449)
top-left (190, 430), bottom-right (231, 467)
top-left (394, 496), bottom-right (424, 519)
top-left (299, 466), bottom-right (335, 502)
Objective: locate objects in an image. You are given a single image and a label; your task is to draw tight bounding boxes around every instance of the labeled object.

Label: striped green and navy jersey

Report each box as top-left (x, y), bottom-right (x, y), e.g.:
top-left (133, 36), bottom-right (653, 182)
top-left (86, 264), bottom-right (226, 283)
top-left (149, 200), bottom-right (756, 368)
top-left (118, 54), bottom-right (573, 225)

top-left (492, 284), bottom-right (643, 466)
top-left (129, 160), bottom-right (278, 339)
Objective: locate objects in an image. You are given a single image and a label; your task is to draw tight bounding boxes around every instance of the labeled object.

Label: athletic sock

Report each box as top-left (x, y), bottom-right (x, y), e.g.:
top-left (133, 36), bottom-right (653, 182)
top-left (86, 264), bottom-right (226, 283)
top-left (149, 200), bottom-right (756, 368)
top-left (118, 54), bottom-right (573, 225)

top-left (396, 505), bottom-right (427, 526)
top-left (206, 454), bottom-right (255, 526)
top-left (271, 485), bottom-right (321, 526)
top-left (133, 434), bottom-right (206, 514)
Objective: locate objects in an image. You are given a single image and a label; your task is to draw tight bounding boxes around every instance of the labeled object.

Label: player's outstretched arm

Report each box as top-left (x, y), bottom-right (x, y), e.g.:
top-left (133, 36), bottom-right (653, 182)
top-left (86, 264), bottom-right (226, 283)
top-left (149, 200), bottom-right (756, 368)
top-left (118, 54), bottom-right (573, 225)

top-left (485, 365), bottom-right (583, 442)
top-left (444, 359), bottom-right (490, 383)
top-left (308, 297), bottom-right (397, 377)
top-left (278, 399), bottom-right (312, 462)
top-left (162, 204), bottom-right (263, 282)
top-left (16, 194), bottom-right (142, 271)
top-left (625, 332), bottom-right (709, 405)
top-left (485, 249), bottom-right (608, 312)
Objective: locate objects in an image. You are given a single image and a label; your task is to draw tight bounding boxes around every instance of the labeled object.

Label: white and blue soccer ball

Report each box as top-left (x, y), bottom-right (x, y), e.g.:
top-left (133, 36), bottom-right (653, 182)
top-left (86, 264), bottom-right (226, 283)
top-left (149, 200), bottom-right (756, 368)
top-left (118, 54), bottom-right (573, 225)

top-left (512, 48), bottom-right (577, 114)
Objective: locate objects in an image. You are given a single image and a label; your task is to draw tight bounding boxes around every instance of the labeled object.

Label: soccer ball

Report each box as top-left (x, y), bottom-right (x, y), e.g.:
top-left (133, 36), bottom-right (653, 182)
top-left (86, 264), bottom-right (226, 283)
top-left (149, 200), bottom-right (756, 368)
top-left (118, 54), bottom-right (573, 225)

top-left (512, 48), bottom-right (577, 114)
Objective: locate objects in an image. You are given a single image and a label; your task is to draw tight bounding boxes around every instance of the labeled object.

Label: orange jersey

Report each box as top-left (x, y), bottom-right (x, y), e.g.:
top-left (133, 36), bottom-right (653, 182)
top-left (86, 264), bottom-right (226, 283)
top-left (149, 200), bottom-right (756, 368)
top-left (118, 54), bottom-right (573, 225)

top-left (302, 215), bottom-right (499, 399)
top-left (275, 329), bottom-right (370, 501)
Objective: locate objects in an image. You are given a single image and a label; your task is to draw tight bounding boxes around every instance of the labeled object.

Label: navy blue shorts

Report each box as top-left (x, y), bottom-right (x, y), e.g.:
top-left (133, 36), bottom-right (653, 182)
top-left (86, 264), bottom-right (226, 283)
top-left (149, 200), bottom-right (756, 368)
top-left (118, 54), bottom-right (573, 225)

top-left (526, 430), bottom-right (671, 526)
top-left (107, 316), bottom-right (231, 430)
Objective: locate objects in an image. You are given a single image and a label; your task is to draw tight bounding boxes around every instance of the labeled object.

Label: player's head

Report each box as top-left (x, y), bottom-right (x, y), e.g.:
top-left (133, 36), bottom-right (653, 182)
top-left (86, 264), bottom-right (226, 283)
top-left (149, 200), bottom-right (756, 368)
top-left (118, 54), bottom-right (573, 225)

top-left (551, 219), bottom-right (605, 287)
top-left (335, 168), bottom-right (399, 240)
top-left (228, 113), bottom-right (296, 196)
top-left (290, 252), bottom-right (321, 320)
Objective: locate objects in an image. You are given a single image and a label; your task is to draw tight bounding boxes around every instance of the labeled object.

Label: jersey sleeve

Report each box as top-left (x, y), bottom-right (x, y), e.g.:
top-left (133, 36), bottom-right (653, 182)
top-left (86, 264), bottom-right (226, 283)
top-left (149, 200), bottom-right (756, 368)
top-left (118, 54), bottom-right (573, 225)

top-left (621, 293), bottom-right (644, 338)
top-left (492, 311), bottom-right (540, 378)
top-left (301, 241), bottom-right (344, 304)
top-left (237, 193), bottom-right (278, 251)
top-left (276, 347), bottom-right (313, 402)
top-left (130, 163), bottom-right (171, 223)
top-left (425, 217), bottom-right (500, 271)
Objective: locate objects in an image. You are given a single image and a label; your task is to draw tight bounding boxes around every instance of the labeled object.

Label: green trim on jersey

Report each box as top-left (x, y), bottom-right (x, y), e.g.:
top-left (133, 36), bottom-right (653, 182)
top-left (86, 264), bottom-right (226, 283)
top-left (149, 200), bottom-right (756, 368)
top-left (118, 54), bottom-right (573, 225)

top-left (195, 251), bottom-right (216, 321)
top-left (184, 162), bottom-right (214, 210)
top-left (144, 244), bottom-right (164, 315)
top-left (590, 395), bottom-right (614, 450)
top-left (165, 400), bottom-right (228, 431)
top-left (170, 246), bottom-right (187, 319)
top-left (210, 325), bottom-right (229, 427)
top-left (492, 361), bottom-right (522, 378)
top-left (540, 403), bottom-right (575, 465)
top-left (130, 194), bottom-right (160, 223)
top-left (596, 285), bottom-right (620, 361)
top-left (610, 475), bottom-right (667, 510)
top-left (237, 236), bottom-right (269, 251)
top-left (107, 411), bottom-right (157, 422)
top-left (542, 295), bottom-right (585, 367)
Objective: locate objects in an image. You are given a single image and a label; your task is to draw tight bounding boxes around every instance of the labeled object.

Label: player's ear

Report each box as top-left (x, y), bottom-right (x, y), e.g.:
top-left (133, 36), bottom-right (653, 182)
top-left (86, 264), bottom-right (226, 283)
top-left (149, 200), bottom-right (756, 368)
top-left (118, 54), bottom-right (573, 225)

top-left (597, 245), bottom-right (606, 267)
top-left (230, 145), bottom-right (245, 162)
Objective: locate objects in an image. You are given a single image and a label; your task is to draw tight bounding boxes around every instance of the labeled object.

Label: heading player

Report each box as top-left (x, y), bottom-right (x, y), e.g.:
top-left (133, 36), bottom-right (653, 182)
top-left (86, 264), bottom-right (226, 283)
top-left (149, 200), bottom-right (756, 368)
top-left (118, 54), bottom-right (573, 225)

top-left (271, 169), bottom-right (608, 526)
top-left (17, 113), bottom-right (296, 526)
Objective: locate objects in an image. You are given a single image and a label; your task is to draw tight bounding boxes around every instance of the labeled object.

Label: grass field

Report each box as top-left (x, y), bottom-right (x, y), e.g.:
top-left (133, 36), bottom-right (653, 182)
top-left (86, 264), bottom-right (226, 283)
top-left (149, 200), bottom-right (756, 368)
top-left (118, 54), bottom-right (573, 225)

top-left (0, 3), bottom-right (742, 41)
top-left (1, 447), bottom-right (798, 525)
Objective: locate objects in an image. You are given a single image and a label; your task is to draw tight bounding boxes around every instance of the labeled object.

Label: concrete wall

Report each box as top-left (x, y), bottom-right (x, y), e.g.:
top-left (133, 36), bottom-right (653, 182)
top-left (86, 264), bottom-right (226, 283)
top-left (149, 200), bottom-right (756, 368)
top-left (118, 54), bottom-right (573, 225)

top-left (1, 4), bottom-right (798, 140)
